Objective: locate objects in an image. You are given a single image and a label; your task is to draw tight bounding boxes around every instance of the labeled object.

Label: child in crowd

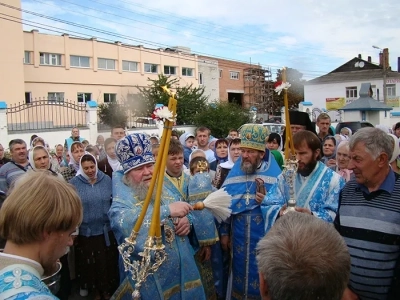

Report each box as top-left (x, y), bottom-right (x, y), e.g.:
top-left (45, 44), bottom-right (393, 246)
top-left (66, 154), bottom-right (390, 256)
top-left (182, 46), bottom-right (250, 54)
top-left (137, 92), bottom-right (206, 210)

top-left (179, 133), bottom-right (195, 168)
top-left (152, 143), bottom-right (160, 161)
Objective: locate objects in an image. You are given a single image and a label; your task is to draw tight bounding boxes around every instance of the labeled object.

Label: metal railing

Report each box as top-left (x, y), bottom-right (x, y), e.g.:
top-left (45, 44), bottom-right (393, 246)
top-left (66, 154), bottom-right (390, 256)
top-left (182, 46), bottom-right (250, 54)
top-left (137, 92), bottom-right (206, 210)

top-left (7, 99), bottom-right (87, 132)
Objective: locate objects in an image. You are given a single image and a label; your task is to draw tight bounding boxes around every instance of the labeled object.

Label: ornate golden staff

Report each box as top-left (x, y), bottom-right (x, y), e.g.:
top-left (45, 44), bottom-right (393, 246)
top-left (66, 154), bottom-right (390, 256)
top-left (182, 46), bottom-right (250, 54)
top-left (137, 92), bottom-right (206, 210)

top-left (118, 86), bottom-right (177, 299)
top-left (275, 67), bottom-right (298, 214)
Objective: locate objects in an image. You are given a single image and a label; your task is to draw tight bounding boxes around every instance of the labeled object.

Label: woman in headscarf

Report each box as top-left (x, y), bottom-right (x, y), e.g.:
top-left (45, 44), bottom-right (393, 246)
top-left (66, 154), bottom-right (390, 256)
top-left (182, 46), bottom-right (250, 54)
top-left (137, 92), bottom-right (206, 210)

top-left (69, 153), bottom-right (119, 299)
top-left (60, 141), bottom-right (85, 182)
top-left (330, 140), bottom-right (353, 182)
top-left (98, 138), bottom-right (120, 178)
top-left (340, 127), bottom-right (352, 139)
top-left (54, 144), bottom-right (64, 165)
top-left (28, 145), bottom-right (63, 179)
top-left (95, 135), bottom-right (107, 161)
top-left (212, 138), bottom-right (241, 189)
top-left (388, 134), bottom-right (400, 174)
top-left (214, 138), bottom-right (229, 165)
top-left (321, 136), bottom-right (337, 168)
top-left (30, 137), bottom-right (61, 173)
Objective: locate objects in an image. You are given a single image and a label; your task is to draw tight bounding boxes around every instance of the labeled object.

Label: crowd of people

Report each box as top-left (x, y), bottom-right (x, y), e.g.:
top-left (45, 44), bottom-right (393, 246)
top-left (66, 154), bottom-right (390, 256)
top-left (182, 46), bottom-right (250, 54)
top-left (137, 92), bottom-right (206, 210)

top-left (0, 113), bottom-right (399, 300)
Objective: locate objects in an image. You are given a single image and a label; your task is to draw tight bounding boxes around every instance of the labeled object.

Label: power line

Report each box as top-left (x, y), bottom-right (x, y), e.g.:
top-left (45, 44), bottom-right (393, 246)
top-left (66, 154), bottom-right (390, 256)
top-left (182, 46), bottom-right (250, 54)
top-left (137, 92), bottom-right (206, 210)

top-left (89, 0), bottom-right (360, 56)
top-left (53, 0), bottom-right (356, 59)
top-left (1, 2), bottom-right (329, 77)
top-left (31, 0), bottom-right (359, 66)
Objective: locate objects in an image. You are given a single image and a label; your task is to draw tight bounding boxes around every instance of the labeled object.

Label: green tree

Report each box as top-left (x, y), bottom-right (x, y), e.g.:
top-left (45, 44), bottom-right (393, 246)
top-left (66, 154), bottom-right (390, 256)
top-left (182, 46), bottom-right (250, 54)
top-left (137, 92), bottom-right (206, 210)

top-left (98, 101), bottom-right (127, 128)
top-left (275, 68), bottom-right (305, 109)
top-left (137, 74), bottom-right (208, 125)
top-left (193, 102), bottom-right (251, 138)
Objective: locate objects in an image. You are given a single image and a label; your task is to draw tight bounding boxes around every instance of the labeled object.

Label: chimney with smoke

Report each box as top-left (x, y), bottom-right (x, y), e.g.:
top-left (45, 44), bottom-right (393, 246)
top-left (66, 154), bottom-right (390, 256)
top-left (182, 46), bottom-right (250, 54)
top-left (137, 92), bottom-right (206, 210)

top-left (368, 56), bottom-right (371, 63)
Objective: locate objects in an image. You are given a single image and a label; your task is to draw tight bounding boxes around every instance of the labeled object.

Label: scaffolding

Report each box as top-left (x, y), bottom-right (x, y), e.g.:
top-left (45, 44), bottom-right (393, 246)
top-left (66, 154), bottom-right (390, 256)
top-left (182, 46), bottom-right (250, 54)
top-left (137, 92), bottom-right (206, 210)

top-left (243, 66), bottom-right (274, 114)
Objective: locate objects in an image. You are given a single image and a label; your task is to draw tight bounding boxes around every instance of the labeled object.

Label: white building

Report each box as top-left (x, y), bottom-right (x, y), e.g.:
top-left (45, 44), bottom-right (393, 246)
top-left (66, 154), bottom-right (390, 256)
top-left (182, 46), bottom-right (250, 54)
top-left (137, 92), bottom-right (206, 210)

top-left (198, 58), bottom-right (220, 102)
top-left (304, 51), bottom-right (400, 125)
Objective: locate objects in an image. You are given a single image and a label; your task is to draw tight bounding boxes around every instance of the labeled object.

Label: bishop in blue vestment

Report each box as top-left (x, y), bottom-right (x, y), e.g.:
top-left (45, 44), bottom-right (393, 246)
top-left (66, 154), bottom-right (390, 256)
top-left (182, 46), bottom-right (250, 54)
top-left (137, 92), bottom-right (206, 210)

top-left (220, 125), bottom-right (281, 300)
top-left (108, 134), bottom-right (206, 300)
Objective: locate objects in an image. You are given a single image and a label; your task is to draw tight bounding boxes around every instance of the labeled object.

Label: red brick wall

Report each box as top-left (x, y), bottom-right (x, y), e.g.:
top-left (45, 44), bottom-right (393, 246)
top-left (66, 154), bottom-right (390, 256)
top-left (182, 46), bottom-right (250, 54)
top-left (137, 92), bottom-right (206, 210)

top-left (199, 56), bottom-right (255, 107)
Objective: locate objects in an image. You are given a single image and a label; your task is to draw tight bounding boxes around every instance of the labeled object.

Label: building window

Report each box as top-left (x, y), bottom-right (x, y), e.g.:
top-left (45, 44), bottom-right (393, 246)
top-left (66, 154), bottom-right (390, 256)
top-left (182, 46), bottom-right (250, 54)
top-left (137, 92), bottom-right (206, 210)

top-left (230, 71), bottom-right (240, 80)
top-left (24, 51), bottom-right (31, 64)
top-left (345, 86), bottom-right (357, 99)
top-left (199, 72), bottom-right (203, 85)
top-left (144, 63), bottom-right (158, 73)
top-left (219, 69), bottom-right (223, 78)
top-left (77, 93), bottom-right (91, 103)
top-left (48, 92), bottom-right (64, 103)
top-left (70, 55), bottom-right (90, 68)
top-left (25, 92), bottom-right (31, 104)
top-left (387, 84), bottom-right (396, 97)
top-left (164, 65), bottom-right (177, 75)
top-left (98, 58), bottom-right (115, 70)
top-left (104, 93), bottom-right (117, 103)
top-left (182, 67), bottom-right (194, 77)
top-left (40, 53), bottom-right (61, 66)
top-left (122, 60), bottom-right (138, 72)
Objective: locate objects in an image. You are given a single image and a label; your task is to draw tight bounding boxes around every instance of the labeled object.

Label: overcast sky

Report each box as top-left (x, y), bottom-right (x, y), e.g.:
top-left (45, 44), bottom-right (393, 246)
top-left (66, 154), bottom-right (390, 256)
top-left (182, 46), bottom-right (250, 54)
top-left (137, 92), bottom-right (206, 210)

top-left (17, 0), bottom-right (400, 80)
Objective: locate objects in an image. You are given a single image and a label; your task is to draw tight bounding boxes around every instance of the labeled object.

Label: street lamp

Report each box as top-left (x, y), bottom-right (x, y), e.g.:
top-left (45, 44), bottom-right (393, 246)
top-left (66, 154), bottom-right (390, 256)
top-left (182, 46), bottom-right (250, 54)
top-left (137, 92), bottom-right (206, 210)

top-left (372, 45), bottom-right (387, 104)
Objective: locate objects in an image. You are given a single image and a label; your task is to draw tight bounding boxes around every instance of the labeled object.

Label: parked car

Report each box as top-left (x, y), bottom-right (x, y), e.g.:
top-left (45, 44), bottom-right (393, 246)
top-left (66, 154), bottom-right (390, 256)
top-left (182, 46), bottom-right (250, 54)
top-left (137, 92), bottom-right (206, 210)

top-left (262, 123), bottom-right (284, 134)
top-left (335, 121), bottom-right (374, 135)
top-left (128, 117), bottom-right (157, 128)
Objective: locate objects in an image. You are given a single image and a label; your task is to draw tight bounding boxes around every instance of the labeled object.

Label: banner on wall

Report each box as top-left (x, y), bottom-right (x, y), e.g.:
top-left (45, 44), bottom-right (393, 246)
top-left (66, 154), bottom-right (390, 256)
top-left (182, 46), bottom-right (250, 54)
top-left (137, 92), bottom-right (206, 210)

top-left (326, 97), bottom-right (345, 110)
top-left (386, 97), bottom-right (400, 108)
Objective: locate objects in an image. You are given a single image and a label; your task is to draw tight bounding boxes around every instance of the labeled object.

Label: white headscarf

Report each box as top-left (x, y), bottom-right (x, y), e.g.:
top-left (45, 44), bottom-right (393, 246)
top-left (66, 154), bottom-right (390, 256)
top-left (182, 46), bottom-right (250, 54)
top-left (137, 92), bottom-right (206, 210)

top-left (104, 138), bottom-right (121, 172)
top-left (28, 145), bottom-right (51, 171)
top-left (376, 124), bottom-right (390, 134)
top-left (76, 152), bottom-right (98, 181)
top-left (388, 134), bottom-right (400, 163)
top-left (69, 141), bottom-right (84, 172)
top-left (220, 142), bottom-right (235, 170)
top-left (107, 155), bottom-right (121, 172)
top-left (188, 149), bottom-right (206, 163)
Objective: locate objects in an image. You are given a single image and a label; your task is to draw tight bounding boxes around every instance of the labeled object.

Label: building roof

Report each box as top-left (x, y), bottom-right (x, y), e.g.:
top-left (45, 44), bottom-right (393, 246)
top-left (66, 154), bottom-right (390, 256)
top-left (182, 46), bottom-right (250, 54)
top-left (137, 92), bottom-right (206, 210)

top-left (305, 57), bottom-right (400, 85)
top-left (341, 83), bottom-right (392, 111)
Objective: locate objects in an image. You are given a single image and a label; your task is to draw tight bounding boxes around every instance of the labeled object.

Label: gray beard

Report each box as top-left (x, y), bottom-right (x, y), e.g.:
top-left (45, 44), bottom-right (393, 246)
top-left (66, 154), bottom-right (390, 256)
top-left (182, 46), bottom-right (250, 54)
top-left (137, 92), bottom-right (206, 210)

top-left (125, 177), bottom-right (155, 201)
top-left (241, 158), bottom-right (260, 174)
top-left (133, 182), bottom-right (150, 200)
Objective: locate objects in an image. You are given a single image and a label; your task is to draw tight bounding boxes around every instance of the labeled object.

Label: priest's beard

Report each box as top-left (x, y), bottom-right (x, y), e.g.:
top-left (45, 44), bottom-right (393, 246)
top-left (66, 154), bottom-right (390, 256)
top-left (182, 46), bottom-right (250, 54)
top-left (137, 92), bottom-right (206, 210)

top-left (241, 157), bottom-right (261, 174)
top-left (124, 175), bottom-right (155, 200)
top-left (298, 158), bottom-right (318, 177)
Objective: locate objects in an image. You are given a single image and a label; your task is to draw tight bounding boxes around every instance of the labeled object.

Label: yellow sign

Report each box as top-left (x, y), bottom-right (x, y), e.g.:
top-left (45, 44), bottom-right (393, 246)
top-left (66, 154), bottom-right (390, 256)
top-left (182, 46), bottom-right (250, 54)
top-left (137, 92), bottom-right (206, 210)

top-left (326, 97), bottom-right (345, 110)
top-left (387, 97), bottom-right (400, 107)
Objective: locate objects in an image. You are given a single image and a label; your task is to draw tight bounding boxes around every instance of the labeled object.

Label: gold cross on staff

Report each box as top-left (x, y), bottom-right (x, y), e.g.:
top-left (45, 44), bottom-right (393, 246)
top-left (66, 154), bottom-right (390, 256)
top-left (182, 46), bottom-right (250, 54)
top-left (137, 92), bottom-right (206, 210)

top-left (161, 86), bottom-right (176, 98)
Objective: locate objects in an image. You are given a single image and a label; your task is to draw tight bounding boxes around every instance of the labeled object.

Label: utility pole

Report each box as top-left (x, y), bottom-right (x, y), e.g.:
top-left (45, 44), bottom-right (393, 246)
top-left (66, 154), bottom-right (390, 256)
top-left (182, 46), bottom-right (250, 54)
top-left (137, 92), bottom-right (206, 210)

top-left (383, 49), bottom-right (387, 105)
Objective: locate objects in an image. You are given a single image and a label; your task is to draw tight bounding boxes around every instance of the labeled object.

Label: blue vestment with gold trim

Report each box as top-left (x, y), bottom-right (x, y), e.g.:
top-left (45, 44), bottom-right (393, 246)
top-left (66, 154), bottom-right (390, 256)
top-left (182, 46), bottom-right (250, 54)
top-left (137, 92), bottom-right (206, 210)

top-left (108, 170), bottom-right (206, 300)
top-left (261, 161), bottom-right (345, 233)
top-left (220, 153), bottom-right (281, 300)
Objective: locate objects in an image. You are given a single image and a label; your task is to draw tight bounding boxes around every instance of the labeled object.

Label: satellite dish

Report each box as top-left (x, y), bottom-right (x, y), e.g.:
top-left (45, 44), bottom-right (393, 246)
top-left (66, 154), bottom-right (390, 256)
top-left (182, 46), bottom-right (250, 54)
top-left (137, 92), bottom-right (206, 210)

top-left (359, 61), bottom-right (365, 68)
top-left (354, 62), bottom-right (359, 67)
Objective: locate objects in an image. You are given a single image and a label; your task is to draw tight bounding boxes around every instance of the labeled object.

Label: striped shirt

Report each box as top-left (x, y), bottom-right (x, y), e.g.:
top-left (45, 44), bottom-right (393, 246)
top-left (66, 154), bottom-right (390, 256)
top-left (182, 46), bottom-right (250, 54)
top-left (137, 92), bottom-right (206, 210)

top-left (335, 171), bottom-right (400, 300)
top-left (0, 161), bottom-right (29, 193)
